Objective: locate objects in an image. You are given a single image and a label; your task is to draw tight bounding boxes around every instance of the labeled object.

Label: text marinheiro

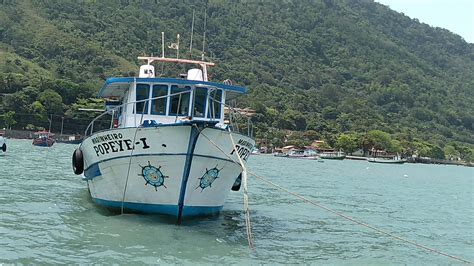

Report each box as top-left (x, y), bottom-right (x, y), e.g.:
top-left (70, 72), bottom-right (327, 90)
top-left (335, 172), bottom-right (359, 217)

top-left (91, 133), bottom-right (150, 156)
top-left (91, 133), bottom-right (124, 144)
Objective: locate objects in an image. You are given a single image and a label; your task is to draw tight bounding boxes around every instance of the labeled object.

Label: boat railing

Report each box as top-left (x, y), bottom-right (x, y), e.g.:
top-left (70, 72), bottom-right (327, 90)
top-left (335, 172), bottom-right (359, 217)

top-left (84, 88), bottom-right (253, 138)
top-left (84, 89), bottom-right (192, 137)
top-left (224, 103), bottom-right (254, 138)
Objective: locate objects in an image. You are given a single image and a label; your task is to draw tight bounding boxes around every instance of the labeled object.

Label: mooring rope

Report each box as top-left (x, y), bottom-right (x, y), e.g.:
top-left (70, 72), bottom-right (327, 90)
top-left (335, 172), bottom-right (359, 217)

top-left (193, 124), bottom-right (254, 248)
top-left (121, 81), bottom-right (147, 215)
top-left (121, 124), bottom-right (142, 215)
top-left (229, 132), bottom-right (254, 249)
top-left (249, 172), bottom-right (472, 264)
top-left (196, 127), bottom-right (471, 264)
top-left (119, 88), bottom-right (193, 214)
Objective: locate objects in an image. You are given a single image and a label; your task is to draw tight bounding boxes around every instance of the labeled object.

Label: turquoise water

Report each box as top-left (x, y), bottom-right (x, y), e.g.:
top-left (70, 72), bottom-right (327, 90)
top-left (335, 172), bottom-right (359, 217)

top-left (0, 139), bottom-right (472, 264)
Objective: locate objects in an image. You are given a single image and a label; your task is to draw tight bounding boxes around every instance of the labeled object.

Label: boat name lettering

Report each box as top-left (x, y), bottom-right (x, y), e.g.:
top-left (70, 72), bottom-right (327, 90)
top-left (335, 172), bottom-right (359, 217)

top-left (231, 139), bottom-right (253, 161)
top-left (93, 137), bottom-right (150, 157)
top-left (237, 139), bottom-right (253, 150)
top-left (91, 133), bottom-right (123, 144)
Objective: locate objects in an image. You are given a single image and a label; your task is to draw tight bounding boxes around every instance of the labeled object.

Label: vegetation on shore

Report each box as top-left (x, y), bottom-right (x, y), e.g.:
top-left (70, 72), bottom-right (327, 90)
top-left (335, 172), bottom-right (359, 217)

top-left (0, 0), bottom-right (473, 161)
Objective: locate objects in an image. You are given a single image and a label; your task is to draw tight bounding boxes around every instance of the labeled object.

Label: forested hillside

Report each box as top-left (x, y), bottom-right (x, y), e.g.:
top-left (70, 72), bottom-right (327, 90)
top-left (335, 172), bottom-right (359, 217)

top-left (0, 0), bottom-right (473, 160)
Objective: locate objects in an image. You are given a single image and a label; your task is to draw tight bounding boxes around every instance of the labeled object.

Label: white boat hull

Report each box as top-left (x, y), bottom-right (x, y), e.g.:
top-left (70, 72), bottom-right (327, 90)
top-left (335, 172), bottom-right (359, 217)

top-left (367, 158), bottom-right (407, 164)
top-left (80, 123), bottom-right (254, 218)
top-left (0, 136), bottom-right (6, 153)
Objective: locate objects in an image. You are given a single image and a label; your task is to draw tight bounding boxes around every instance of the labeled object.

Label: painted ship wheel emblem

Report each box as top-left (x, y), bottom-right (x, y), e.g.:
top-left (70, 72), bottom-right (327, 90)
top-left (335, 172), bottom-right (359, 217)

top-left (196, 165), bottom-right (223, 191)
top-left (138, 161), bottom-right (168, 191)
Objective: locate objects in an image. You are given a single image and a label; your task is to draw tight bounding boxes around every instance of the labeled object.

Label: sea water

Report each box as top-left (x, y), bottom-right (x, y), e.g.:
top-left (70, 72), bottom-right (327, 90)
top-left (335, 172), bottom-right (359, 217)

top-left (0, 139), bottom-right (472, 264)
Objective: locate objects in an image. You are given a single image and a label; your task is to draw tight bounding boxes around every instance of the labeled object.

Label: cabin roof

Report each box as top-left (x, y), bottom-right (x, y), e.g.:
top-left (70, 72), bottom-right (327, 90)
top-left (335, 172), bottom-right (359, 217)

top-left (98, 77), bottom-right (247, 99)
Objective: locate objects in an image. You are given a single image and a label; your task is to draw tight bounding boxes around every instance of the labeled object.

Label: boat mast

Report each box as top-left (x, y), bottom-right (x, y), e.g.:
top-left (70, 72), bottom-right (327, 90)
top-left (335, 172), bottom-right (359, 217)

top-left (201, 7), bottom-right (207, 61)
top-left (189, 9), bottom-right (195, 58)
top-left (161, 32), bottom-right (165, 58)
top-left (48, 114), bottom-right (52, 133)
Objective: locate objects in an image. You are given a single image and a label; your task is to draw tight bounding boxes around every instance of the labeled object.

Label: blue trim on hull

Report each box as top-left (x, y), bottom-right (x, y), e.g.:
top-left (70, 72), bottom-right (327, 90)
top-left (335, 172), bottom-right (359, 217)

top-left (92, 198), bottom-right (223, 217)
top-left (84, 163), bottom-right (101, 180)
top-left (177, 124), bottom-right (201, 223)
top-left (83, 153), bottom-right (237, 180)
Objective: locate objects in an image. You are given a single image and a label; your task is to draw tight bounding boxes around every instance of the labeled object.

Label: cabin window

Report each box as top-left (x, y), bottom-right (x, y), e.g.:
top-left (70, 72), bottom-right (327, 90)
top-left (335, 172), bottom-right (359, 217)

top-left (207, 89), bottom-right (222, 119)
top-left (193, 87), bottom-right (207, 118)
top-left (135, 83), bottom-right (150, 114)
top-left (169, 85), bottom-right (191, 116)
top-left (151, 84), bottom-right (168, 115)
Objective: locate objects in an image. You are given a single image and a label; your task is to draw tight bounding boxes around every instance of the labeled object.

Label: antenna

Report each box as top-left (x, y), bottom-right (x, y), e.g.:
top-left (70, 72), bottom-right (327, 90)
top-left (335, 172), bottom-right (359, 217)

top-left (189, 9), bottom-right (195, 58)
top-left (176, 34), bottom-right (180, 59)
top-left (161, 32), bottom-right (165, 58)
top-left (201, 7), bottom-right (207, 60)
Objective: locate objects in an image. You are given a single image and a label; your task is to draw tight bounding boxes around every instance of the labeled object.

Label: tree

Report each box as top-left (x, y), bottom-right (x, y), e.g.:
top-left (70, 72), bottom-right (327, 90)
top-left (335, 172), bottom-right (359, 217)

top-left (335, 133), bottom-right (359, 154)
top-left (3, 111), bottom-right (17, 129)
top-left (387, 139), bottom-right (403, 154)
top-left (361, 130), bottom-right (392, 153)
top-left (444, 145), bottom-right (459, 160)
top-left (38, 89), bottom-right (64, 115)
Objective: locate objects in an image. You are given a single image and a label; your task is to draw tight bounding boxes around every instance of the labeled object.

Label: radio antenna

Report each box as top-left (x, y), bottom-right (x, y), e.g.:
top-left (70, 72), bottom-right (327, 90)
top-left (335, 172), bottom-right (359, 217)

top-left (189, 9), bottom-right (195, 58)
top-left (201, 7), bottom-right (207, 60)
top-left (176, 34), bottom-right (180, 59)
top-left (161, 32), bottom-right (165, 58)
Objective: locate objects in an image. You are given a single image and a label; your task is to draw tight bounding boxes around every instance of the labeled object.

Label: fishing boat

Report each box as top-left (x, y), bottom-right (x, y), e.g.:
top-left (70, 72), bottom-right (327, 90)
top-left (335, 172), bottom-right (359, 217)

top-left (0, 131), bottom-right (6, 153)
top-left (57, 135), bottom-right (83, 145)
top-left (368, 154), bottom-right (407, 164)
top-left (320, 151), bottom-right (346, 160)
top-left (32, 130), bottom-right (55, 147)
top-left (71, 49), bottom-right (254, 221)
top-left (287, 149), bottom-right (320, 160)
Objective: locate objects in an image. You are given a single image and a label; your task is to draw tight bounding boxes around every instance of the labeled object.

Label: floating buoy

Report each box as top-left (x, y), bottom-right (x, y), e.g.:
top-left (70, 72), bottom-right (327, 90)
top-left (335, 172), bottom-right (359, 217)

top-left (72, 148), bottom-right (84, 175)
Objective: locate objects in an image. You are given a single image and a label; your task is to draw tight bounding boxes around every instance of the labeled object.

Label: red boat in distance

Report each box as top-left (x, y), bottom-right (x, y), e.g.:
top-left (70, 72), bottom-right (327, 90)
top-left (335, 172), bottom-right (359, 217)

top-left (32, 131), bottom-right (55, 147)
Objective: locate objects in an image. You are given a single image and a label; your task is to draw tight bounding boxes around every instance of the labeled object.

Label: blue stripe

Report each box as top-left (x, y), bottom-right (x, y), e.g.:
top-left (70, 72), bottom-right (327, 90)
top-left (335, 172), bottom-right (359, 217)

top-left (80, 123), bottom-right (251, 150)
top-left (84, 163), bottom-right (101, 179)
top-left (92, 198), bottom-right (222, 217)
top-left (83, 153), bottom-right (236, 181)
top-left (80, 122), bottom-right (225, 149)
top-left (177, 125), bottom-right (201, 223)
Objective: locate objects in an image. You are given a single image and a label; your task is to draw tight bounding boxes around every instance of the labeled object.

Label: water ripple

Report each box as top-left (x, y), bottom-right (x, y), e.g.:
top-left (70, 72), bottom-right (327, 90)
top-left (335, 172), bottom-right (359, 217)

top-left (0, 140), bottom-right (472, 264)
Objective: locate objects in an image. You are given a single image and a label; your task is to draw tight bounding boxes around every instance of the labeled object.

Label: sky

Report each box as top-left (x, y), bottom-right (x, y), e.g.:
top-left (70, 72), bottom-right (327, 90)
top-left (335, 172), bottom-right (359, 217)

top-left (375, 0), bottom-right (474, 43)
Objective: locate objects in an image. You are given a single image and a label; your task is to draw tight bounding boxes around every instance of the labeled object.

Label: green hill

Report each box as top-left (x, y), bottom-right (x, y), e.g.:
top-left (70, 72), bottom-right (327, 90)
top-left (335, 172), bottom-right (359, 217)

top-left (0, 0), bottom-right (473, 159)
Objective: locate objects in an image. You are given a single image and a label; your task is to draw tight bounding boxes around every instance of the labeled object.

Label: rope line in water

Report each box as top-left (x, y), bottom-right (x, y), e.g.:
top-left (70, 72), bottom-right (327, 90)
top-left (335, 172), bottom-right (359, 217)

top-left (196, 127), bottom-right (471, 264)
top-left (121, 79), bottom-right (146, 214)
top-left (249, 172), bottom-right (472, 264)
top-left (121, 125), bottom-right (141, 214)
top-left (194, 124), bottom-right (254, 248)
top-left (229, 132), bottom-right (254, 249)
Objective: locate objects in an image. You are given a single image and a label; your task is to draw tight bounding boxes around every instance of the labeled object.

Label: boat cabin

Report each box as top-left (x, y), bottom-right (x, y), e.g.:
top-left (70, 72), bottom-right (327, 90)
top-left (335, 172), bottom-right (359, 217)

top-left (34, 130), bottom-right (54, 139)
top-left (98, 57), bottom-right (247, 129)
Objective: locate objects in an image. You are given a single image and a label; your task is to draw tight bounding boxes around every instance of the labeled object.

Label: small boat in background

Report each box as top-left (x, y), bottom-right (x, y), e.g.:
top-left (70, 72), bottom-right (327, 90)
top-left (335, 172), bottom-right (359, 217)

top-left (0, 130), bottom-right (6, 152)
top-left (56, 134), bottom-right (83, 145)
top-left (32, 131), bottom-right (55, 147)
top-left (320, 151), bottom-right (346, 160)
top-left (368, 154), bottom-right (407, 164)
top-left (287, 149), bottom-right (319, 160)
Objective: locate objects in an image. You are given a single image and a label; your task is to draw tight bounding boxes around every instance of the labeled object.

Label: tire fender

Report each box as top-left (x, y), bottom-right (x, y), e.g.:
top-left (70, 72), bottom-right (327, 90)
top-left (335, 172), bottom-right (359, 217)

top-left (72, 148), bottom-right (84, 175)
